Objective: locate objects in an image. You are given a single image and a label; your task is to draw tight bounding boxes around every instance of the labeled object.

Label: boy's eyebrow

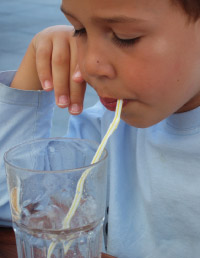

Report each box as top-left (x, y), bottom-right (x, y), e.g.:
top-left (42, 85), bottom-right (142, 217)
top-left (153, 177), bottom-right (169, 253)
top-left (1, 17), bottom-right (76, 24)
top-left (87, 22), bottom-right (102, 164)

top-left (93, 16), bottom-right (145, 24)
top-left (60, 5), bottom-right (145, 24)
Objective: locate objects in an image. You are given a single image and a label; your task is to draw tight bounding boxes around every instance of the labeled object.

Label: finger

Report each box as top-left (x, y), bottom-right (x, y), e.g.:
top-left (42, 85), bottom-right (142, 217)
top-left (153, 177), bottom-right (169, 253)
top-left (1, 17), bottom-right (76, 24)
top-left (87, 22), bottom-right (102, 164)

top-left (68, 79), bottom-right (86, 115)
top-left (35, 39), bottom-right (53, 91)
top-left (69, 44), bottom-right (86, 115)
top-left (52, 37), bottom-right (70, 108)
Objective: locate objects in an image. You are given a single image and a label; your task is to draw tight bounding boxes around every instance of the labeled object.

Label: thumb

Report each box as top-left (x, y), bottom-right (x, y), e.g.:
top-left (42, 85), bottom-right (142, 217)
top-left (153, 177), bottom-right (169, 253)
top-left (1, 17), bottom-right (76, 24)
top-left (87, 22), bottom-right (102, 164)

top-left (72, 64), bottom-right (85, 83)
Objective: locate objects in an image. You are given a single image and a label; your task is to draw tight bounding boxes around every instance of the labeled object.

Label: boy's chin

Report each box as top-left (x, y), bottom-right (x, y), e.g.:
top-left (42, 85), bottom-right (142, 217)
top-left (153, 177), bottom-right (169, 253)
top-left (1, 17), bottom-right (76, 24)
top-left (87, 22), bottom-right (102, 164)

top-left (121, 114), bottom-right (162, 128)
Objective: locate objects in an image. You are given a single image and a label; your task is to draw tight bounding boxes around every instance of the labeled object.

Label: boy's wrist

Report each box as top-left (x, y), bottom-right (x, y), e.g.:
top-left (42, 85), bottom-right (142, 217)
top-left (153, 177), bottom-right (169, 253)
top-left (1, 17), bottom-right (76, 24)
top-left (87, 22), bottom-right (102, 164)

top-left (11, 43), bottom-right (43, 91)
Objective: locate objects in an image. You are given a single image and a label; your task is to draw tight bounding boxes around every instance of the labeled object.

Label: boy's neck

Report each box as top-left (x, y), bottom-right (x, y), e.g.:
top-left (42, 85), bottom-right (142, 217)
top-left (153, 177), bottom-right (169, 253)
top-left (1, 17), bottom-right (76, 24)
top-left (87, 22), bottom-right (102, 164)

top-left (176, 91), bottom-right (200, 113)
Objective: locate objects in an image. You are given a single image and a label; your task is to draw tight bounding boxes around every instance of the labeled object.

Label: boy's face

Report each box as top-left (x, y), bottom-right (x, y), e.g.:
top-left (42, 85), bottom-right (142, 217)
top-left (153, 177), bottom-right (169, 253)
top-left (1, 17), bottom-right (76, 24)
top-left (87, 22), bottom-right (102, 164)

top-left (61, 0), bottom-right (200, 127)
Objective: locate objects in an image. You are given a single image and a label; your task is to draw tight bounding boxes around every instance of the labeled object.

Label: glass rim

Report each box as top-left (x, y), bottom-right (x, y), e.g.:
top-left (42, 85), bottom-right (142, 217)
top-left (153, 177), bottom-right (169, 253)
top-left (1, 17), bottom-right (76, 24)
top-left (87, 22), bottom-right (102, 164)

top-left (4, 137), bottom-right (108, 174)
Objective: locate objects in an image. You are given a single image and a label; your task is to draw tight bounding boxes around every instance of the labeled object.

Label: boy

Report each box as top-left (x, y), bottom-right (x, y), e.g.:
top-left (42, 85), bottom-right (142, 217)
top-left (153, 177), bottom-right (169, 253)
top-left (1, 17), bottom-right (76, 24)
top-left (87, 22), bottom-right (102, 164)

top-left (1, 0), bottom-right (200, 257)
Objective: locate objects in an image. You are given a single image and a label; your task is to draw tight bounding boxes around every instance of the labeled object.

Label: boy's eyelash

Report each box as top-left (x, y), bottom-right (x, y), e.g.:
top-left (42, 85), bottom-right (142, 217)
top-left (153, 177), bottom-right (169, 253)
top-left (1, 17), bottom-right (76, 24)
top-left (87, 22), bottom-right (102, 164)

top-left (73, 28), bottom-right (140, 48)
top-left (112, 34), bottom-right (140, 48)
top-left (73, 28), bottom-right (86, 37)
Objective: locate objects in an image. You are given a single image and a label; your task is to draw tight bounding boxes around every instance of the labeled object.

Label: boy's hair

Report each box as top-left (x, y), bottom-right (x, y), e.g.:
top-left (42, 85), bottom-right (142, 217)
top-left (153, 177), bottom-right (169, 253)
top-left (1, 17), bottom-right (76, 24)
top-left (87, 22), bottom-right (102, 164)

top-left (172, 0), bottom-right (200, 21)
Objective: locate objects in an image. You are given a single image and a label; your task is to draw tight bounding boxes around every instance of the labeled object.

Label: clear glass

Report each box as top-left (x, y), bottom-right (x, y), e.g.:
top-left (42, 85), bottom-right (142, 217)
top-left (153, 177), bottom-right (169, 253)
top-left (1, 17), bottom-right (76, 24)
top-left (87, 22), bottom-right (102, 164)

top-left (4, 138), bottom-right (108, 258)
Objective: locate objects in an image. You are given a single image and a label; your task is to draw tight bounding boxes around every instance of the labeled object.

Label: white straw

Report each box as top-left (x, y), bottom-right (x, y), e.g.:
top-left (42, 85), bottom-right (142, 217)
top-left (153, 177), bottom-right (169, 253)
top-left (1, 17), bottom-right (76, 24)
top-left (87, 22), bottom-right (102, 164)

top-left (47, 99), bottom-right (123, 257)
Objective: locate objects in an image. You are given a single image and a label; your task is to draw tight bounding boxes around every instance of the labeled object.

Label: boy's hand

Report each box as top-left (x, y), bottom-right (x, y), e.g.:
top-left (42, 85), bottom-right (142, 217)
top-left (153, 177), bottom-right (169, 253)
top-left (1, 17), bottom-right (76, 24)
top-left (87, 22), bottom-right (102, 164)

top-left (11, 25), bottom-right (86, 115)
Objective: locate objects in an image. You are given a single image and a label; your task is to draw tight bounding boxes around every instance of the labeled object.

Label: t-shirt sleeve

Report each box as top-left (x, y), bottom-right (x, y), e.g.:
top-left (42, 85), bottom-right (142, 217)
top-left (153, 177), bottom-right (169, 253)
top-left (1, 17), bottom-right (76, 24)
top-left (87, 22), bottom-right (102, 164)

top-left (0, 71), bottom-right (55, 225)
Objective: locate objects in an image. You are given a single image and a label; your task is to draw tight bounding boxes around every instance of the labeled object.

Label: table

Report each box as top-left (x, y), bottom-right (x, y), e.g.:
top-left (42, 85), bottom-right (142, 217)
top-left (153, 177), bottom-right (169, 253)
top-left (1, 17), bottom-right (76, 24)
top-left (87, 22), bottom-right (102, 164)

top-left (0, 227), bottom-right (116, 258)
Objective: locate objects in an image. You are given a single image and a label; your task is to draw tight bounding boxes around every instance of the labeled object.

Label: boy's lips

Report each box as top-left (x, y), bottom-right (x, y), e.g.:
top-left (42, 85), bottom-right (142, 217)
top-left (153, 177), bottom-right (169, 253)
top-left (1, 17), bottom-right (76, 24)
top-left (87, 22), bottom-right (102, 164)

top-left (99, 97), bottom-right (128, 111)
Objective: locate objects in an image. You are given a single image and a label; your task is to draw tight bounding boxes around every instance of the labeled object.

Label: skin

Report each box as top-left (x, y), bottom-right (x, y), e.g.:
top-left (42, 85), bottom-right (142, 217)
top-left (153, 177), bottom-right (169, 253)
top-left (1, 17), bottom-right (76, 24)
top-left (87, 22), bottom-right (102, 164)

top-left (11, 0), bottom-right (200, 128)
top-left (11, 25), bottom-right (86, 114)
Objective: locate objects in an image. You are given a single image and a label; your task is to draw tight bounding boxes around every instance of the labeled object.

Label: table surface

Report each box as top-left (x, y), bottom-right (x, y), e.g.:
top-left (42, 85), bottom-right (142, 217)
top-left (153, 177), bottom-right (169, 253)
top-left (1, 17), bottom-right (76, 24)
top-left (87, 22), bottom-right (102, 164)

top-left (0, 227), bottom-right (116, 258)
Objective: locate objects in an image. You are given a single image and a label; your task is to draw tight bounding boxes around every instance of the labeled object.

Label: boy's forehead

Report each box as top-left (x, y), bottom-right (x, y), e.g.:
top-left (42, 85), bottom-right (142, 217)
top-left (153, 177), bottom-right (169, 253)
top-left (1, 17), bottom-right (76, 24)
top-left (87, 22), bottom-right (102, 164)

top-left (62, 0), bottom-right (170, 16)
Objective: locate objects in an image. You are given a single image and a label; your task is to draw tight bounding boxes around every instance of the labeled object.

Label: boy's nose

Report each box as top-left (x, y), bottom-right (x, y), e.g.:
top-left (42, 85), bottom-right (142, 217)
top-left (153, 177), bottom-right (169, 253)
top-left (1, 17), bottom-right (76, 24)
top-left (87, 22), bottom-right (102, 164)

top-left (82, 44), bottom-right (116, 80)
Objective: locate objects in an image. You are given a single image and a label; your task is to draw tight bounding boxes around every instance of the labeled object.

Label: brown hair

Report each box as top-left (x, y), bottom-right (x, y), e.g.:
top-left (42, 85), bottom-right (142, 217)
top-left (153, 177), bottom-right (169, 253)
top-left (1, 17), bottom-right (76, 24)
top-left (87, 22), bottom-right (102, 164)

top-left (172, 0), bottom-right (200, 21)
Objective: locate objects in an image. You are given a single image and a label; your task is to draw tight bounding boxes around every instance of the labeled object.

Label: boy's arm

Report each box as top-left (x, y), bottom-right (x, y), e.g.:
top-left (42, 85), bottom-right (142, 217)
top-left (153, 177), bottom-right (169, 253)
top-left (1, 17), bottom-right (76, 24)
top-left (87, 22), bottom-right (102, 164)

top-left (0, 71), bottom-right (55, 226)
top-left (11, 25), bottom-right (86, 115)
top-left (10, 42), bottom-right (42, 91)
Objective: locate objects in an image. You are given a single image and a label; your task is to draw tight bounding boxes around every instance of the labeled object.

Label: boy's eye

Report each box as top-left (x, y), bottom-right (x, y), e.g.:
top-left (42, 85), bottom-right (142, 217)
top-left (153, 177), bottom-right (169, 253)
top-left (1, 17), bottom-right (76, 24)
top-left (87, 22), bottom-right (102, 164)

top-left (112, 33), bottom-right (140, 48)
top-left (73, 28), bottom-right (86, 37)
top-left (73, 28), bottom-right (140, 48)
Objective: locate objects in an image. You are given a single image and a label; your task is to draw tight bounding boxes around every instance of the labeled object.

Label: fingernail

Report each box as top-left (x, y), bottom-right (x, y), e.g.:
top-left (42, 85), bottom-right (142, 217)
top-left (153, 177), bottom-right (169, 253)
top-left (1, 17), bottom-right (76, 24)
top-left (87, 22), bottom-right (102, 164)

top-left (43, 80), bottom-right (52, 90)
top-left (69, 104), bottom-right (81, 114)
top-left (58, 95), bottom-right (69, 106)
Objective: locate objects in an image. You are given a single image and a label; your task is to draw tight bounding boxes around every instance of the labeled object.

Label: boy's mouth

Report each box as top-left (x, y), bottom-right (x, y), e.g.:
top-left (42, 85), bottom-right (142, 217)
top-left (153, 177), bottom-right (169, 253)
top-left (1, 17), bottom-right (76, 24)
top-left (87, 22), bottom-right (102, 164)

top-left (99, 97), bottom-right (128, 111)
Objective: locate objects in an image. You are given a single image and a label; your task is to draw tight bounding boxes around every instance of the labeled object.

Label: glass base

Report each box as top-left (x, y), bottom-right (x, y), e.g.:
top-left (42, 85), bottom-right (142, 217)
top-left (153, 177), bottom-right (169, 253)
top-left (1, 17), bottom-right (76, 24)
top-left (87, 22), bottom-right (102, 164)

top-left (13, 221), bottom-right (103, 258)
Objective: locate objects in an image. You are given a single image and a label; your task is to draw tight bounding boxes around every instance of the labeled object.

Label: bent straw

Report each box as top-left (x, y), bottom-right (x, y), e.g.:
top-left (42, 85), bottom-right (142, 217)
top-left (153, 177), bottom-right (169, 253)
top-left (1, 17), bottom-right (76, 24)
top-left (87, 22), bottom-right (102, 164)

top-left (47, 99), bottom-right (123, 257)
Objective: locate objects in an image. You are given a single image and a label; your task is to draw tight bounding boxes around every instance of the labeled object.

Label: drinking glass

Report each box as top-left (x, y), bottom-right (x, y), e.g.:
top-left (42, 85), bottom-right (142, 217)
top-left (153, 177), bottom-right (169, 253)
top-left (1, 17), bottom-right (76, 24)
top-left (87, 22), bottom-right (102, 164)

top-left (4, 138), bottom-right (108, 258)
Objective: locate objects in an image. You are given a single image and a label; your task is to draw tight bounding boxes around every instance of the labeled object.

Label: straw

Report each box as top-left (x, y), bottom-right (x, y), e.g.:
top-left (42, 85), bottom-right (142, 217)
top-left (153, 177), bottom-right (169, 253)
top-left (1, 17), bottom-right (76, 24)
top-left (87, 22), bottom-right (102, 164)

top-left (47, 99), bottom-right (123, 257)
